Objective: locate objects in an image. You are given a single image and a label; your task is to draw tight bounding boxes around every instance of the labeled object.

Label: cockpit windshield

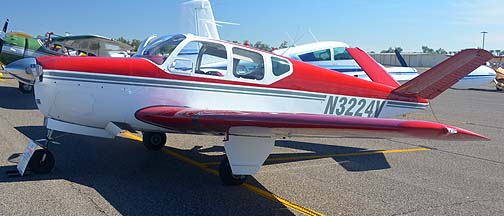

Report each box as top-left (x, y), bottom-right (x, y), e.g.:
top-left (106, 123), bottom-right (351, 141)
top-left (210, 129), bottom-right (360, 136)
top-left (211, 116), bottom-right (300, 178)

top-left (136, 34), bottom-right (186, 65)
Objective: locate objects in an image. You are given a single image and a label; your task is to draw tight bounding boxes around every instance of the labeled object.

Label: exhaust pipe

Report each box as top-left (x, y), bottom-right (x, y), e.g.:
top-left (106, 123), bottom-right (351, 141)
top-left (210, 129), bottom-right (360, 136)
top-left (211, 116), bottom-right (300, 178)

top-left (4, 58), bottom-right (42, 85)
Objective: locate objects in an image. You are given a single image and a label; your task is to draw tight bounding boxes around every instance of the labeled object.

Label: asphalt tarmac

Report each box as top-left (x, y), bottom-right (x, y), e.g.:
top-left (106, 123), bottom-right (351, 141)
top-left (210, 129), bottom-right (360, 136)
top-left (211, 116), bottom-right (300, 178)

top-left (0, 78), bottom-right (503, 215)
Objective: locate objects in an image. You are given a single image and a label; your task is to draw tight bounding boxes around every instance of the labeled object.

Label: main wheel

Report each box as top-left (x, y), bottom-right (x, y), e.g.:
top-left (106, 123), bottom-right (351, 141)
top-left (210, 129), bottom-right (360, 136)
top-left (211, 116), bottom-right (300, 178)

top-left (28, 149), bottom-right (55, 174)
top-left (142, 132), bottom-right (166, 151)
top-left (219, 157), bottom-right (247, 186)
top-left (18, 82), bottom-right (33, 94)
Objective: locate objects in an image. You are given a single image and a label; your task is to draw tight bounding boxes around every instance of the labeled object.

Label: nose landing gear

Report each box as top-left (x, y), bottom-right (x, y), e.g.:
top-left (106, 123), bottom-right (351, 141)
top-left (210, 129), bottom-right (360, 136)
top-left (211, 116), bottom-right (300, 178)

top-left (28, 149), bottom-right (55, 174)
top-left (29, 129), bottom-right (61, 174)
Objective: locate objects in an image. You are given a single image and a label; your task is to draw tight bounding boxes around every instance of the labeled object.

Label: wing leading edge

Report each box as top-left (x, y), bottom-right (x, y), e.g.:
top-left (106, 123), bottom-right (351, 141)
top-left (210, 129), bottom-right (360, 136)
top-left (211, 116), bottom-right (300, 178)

top-left (135, 106), bottom-right (488, 141)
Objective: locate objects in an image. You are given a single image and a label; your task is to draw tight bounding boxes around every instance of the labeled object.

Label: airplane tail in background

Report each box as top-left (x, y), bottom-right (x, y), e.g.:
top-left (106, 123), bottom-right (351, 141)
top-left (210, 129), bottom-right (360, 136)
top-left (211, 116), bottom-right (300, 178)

top-left (392, 49), bottom-right (493, 99)
top-left (394, 49), bottom-right (408, 67)
top-left (178, 0), bottom-right (239, 40)
top-left (179, 0), bottom-right (220, 39)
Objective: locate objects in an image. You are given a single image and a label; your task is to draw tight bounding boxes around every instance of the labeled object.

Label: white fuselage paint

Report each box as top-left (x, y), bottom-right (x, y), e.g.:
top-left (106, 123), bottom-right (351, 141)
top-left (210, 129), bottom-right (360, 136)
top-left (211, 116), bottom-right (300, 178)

top-left (35, 69), bottom-right (428, 133)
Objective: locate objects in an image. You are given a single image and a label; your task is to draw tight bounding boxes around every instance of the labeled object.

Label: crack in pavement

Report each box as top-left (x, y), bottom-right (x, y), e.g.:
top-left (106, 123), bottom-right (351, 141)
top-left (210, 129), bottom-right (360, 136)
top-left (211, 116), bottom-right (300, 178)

top-left (67, 181), bottom-right (111, 216)
top-left (391, 198), bottom-right (504, 215)
top-left (386, 139), bottom-right (504, 166)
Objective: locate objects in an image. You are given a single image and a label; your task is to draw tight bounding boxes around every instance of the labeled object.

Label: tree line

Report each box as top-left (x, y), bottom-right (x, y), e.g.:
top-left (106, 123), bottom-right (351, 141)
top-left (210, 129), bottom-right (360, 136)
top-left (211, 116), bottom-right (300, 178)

top-left (380, 46), bottom-right (504, 56)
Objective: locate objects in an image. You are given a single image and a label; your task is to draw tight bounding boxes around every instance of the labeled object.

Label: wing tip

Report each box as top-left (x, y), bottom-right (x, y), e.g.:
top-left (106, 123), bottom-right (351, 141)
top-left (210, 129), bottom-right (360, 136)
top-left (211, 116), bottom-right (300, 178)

top-left (448, 126), bottom-right (490, 141)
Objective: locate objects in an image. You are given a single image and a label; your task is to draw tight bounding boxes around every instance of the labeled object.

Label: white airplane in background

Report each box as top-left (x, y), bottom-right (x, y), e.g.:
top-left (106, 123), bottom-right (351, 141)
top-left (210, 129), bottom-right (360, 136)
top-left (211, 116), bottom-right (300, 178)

top-left (274, 41), bottom-right (419, 82)
top-left (174, 0), bottom-right (496, 90)
top-left (274, 41), bottom-right (497, 88)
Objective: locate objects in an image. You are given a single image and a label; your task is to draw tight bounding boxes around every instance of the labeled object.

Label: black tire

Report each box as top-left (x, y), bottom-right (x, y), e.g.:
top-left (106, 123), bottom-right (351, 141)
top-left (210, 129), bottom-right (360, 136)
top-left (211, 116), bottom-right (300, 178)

top-left (18, 82), bottom-right (33, 94)
top-left (142, 132), bottom-right (166, 151)
top-left (28, 149), bottom-right (55, 174)
top-left (219, 157), bottom-right (247, 186)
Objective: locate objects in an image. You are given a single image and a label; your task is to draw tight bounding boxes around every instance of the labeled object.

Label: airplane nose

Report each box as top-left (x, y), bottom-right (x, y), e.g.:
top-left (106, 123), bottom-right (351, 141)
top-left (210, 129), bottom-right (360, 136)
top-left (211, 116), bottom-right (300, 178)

top-left (5, 58), bottom-right (42, 85)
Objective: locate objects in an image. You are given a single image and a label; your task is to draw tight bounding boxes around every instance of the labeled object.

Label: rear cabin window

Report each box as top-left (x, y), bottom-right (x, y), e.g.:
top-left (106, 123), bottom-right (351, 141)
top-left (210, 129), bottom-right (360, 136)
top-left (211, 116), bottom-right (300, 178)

top-left (232, 47), bottom-right (264, 80)
top-left (298, 49), bottom-right (331, 62)
top-left (333, 47), bottom-right (353, 60)
top-left (271, 57), bottom-right (290, 76)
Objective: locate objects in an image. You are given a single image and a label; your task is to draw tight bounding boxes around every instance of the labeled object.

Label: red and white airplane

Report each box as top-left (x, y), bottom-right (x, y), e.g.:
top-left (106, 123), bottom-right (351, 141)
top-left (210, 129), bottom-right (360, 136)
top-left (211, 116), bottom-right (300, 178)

top-left (5, 34), bottom-right (492, 185)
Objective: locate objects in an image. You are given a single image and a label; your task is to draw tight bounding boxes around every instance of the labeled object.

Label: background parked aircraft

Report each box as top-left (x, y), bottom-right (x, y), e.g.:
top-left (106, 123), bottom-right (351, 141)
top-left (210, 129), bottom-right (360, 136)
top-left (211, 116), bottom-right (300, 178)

top-left (0, 19), bottom-right (132, 92)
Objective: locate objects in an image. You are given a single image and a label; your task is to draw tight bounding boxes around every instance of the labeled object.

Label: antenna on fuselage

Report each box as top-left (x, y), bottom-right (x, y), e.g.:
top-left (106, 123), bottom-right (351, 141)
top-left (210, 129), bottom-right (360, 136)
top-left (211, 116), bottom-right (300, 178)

top-left (286, 32), bottom-right (296, 47)
top-left (308, 28), bottom-right (319, 43)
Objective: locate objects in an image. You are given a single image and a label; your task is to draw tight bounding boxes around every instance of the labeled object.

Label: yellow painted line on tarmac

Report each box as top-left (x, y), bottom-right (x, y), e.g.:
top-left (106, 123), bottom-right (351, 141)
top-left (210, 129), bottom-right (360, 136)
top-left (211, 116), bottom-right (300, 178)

top-left (201, 147), bottom-right (431, 166)
top-left (0, 73), bottom-right (5, 82)
top-left (122, 131), bottom-right (143, 141)
top-left (120, 131), bottom-right (324, 216)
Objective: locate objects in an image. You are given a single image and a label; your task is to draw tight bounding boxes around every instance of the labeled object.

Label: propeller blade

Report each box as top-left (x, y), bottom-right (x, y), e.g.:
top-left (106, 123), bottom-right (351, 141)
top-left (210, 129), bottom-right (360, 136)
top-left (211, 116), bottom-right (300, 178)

top-left (0, 19), bottom-right (9, 55)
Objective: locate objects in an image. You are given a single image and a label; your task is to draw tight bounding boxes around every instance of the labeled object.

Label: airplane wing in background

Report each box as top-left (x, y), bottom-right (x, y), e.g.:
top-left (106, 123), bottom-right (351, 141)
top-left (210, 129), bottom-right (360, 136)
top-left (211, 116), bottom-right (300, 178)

top-left (52, 35), bottom-right (133, 56)
top-left (135, 106), bottom-right (488, 141)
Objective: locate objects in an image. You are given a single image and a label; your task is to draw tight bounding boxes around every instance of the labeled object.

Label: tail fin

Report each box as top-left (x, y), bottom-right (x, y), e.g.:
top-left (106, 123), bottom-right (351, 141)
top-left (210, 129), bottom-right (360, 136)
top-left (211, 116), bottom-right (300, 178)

top-left (394, 49), bottom-right (408, 67)
top-left (346, 47), bottom-right (400, 87)
top-left (393, 49), bottom-right (493, 99)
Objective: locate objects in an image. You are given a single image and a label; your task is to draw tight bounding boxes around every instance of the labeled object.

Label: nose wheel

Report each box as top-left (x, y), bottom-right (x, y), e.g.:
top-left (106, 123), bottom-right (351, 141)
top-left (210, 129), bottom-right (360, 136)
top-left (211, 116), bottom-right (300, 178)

top-left (142, 132), bottom-right (166, 151)
top-left (219, 157), bottom-right (247, 186)
top-left (25, 129), bottom-right (61, 175)
top-left (28, 149), bottom-right (55, 174)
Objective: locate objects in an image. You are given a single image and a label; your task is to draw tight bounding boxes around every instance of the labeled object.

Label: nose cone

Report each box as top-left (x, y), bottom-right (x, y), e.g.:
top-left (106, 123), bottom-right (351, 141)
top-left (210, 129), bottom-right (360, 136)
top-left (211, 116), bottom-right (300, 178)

top-left (5, 58), bottom-right (38, 84)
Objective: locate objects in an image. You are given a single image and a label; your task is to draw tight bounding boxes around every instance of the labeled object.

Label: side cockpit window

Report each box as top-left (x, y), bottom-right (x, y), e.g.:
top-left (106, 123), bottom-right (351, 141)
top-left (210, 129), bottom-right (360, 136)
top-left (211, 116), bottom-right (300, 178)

top-left (169, 41), bottom-right (227, 76)
top-left (139, 35), bottom-right (186, 65)
top-left (333, 47), bottom-right (353, 60)
top-left (232, 47), bottom-right (264, 80)
top-left (271, 57), bottom-right (291, 76)
top-left (298, 49), bottom-right (331, 62)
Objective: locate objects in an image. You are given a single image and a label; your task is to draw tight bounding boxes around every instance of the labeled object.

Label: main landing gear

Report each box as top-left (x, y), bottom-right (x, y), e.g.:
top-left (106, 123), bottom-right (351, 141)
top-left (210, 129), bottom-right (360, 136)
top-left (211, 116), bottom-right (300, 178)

top-left (18, 82), bottom-right (33, 94)
top-left (142, 132), bottom-right (166, 151)
top-left (30, 129), bottom-right (59, 174)
top-left (219, 156), bottom-right (248, 186)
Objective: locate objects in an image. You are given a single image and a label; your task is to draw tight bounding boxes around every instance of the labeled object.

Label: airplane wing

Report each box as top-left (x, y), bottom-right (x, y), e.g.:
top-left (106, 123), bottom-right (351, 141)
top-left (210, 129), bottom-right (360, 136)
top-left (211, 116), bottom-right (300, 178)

top-left (136, 106), bottom-right (488, 141)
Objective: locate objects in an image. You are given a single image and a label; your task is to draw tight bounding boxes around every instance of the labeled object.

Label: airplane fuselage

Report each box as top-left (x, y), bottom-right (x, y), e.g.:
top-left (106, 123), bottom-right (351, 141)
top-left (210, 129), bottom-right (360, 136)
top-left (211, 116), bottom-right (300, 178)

top-left (5, 34), bottom-right (491, 183)
top-left (34, 57), bottom-right (428, 135)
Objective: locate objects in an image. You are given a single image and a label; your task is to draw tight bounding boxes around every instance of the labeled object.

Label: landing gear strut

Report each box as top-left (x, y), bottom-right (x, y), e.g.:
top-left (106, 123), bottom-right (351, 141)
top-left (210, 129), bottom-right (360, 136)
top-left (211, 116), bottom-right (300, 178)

top-left (18, 82), bottom-right (33, 94)
top-left (219, 156), bottom-right (247, 186)
top-left (30, 129), bottom-right (59, 174)
top-left (142, 132), bottom-right (166, 151)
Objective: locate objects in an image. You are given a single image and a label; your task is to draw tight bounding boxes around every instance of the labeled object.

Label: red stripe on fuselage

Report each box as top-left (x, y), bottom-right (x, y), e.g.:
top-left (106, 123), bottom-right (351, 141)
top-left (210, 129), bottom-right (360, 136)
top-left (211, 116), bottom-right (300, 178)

top-left (36, 56), bottom-right (428, 103)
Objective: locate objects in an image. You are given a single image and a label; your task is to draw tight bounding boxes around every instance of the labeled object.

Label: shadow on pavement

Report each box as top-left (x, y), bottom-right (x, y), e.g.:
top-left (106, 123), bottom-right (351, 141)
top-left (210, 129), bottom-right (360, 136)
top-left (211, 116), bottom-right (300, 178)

top-left (0, 86), bottom-right (37, 110)
top-left (2, 126), bottom-right (294, 215)
top-left (4, 125), bottom-right (393, 214)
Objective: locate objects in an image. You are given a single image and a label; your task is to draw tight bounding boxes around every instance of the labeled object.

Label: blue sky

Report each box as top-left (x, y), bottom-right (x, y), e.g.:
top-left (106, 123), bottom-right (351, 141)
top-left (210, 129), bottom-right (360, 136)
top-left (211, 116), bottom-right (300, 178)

top-left (2, 0), bottom-right (502, 52)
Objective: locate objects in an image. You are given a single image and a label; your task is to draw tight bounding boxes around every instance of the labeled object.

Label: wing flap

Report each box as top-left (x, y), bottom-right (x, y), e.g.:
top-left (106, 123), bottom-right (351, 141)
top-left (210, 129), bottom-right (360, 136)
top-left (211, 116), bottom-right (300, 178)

top-left (136, 106), bottom-right (488, 141)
